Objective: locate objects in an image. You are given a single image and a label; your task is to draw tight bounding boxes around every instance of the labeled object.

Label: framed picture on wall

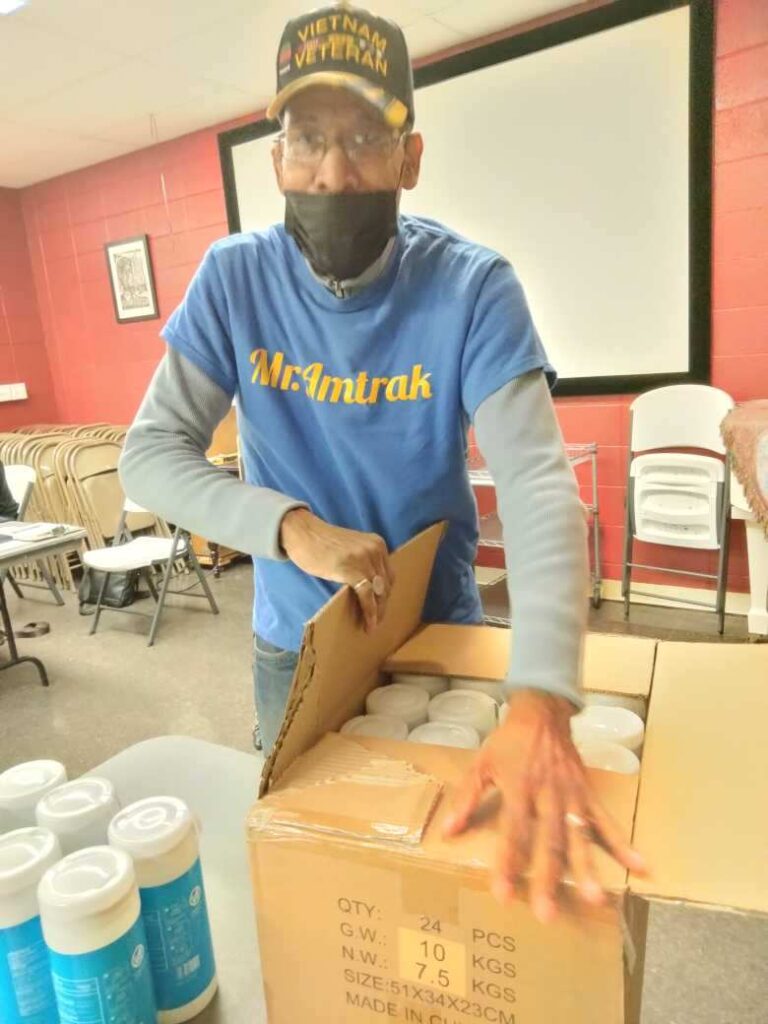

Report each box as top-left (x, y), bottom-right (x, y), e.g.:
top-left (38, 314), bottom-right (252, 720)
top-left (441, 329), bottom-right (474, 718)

top-left (105, 235), bottom-right (159, 323)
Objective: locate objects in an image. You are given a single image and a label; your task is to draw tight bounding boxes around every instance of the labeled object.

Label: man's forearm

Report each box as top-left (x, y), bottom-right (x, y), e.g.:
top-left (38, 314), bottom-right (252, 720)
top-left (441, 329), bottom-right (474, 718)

top-left (119, 348), bottom-right (307, 559)
top-left (474, 372), bottom-right (588, 707)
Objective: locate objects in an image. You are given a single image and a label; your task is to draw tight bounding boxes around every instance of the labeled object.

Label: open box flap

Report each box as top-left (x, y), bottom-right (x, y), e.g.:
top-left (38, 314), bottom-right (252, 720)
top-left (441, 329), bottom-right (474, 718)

top-left (260, 522), bottom-right (446, 796)
top-left (384, 624), bottom-right (656, 697)
top-left (631, 641), bottom-right (768, 912)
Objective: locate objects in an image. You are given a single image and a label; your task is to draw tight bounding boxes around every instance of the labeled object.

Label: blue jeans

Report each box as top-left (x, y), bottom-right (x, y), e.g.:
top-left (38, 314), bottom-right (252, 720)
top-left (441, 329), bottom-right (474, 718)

top-left (252, 634), bottom-right (300, 756)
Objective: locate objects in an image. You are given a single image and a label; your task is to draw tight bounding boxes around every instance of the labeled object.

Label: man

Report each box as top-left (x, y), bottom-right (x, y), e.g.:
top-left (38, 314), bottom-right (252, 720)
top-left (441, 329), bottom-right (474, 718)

top-left (120, 3), bottom-right (645, 921)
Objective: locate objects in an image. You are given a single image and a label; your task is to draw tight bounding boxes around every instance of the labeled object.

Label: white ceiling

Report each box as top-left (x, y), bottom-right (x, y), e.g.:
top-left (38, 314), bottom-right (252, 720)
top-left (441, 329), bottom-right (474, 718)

top-left (0, 0), bottom-right (601, 188)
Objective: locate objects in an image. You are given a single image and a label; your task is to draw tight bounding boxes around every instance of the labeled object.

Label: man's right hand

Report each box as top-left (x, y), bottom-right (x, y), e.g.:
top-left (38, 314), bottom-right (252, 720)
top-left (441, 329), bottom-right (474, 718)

top-left (279, 508), bottom-right (395, 631)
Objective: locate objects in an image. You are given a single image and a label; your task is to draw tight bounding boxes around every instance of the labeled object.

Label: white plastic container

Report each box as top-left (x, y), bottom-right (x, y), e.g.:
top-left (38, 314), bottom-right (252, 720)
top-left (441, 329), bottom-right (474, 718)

top-left (576, 740), bottom-right (640, 775)
top-left (109, 797), bottom-right (217, 1023)
top-left (584, 691), bottom-right (647, 721)
top-left (0, 827), bottom-right (62, 1024)
top-left (36, 777), bottom-right (120, 855)
top-left (571, 706), bottom-right (645, 752)
top-left (366, 684), bottom-right (429, 729)
top-left (38, 845), bottom-right (156, 1024)
top-left (391, 673), bottom-right (448, 698)
top-left (341, 715), bottom-right (409, 740)
top-left (449, 677), bottom-right (506, 704)
top-left (429, 689), bottom-right (498, 740)
top-left (408, 722), bottom-right (480, 750)
top-left (0, 761), bottom-right (67, 833)
top-left (498, 702), bottom-right (510, 726)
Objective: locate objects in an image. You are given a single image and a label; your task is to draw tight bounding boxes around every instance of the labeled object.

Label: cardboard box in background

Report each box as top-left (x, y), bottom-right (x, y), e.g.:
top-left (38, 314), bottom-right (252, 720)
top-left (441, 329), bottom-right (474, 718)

top-left (247, 526), bottom-right (768, 1023)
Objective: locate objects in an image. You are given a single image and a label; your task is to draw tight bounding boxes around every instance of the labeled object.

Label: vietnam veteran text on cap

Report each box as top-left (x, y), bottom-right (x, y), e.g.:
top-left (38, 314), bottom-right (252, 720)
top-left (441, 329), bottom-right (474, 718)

top-left (267, 3), bottom-right (415, 130)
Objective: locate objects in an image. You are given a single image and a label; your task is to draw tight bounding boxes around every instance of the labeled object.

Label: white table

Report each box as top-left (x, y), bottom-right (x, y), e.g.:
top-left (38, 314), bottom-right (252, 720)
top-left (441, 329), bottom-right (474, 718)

top-left (0, 522), bottom-right (86, 686)
top-left (93, 736), bottom-right (267, 1023)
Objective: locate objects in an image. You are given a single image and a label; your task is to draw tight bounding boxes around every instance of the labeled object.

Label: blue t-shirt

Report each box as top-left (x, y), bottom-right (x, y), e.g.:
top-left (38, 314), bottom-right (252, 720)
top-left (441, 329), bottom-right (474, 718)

top-left (162, 215), bottom-right (554, 652)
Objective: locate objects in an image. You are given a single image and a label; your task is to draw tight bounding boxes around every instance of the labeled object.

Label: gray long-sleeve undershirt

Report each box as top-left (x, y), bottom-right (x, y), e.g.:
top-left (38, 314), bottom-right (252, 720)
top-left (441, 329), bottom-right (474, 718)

top-left (120, 350), bottom-right (587, 705)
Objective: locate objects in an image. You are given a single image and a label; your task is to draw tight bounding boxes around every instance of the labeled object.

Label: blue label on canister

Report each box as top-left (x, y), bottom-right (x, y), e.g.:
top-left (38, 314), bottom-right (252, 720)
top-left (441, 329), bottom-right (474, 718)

top-left (0, 915), bottom-right (59, 1024)
top-left (48, 914), bottom-right (156, 1024)
top-left (139, 858), bottom-right (216, 1011)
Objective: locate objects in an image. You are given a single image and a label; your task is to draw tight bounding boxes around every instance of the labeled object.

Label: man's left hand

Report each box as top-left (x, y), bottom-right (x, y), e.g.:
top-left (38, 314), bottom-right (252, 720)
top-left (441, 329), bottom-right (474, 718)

top-left (443, 689), bottom-right (648, 923)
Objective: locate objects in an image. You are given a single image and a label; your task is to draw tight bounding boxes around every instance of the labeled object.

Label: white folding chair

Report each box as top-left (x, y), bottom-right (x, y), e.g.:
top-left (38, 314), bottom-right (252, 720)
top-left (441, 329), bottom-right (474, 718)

top-left (3, 464), bottom-right (65, 606)
top-left (622, 384), bottom-right (735, 633)
top-left (83, 497), bottom-right (219, 646)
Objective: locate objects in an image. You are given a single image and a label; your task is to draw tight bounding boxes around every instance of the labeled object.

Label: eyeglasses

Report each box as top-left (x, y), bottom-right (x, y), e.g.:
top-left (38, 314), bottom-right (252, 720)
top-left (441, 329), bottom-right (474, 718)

top-left (278, 126), bottom-right (403, 167)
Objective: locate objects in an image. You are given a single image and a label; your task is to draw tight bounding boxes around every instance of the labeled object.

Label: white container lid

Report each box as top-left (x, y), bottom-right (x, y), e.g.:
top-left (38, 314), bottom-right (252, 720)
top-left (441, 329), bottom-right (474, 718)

top-left (571, 706), bottom-right (645, 752)
top-left (0, 828), bottom-right (62, 897)
top-left (428, 689), bottom-right (498, 738)
top-left (0, 761), bottom-right (67, 811)
top-left (576, 740), bottom-right (640, 775)
top-left (391, 673), bottom-right (448, 697)
top-left (449, 678), bottom-right (505, 704)
top-left (340, 715), bottom-right (409, 740)
top-left (408, 722), bottom-right (480, 750)
top-left (36, 777), bottom-right (116, 835)
top-left (108, 796), bottom-right (193, 860)
top-left (37, 846), bottom-right (135, 922)
top-left (366, 684), bottom-right (429, 727)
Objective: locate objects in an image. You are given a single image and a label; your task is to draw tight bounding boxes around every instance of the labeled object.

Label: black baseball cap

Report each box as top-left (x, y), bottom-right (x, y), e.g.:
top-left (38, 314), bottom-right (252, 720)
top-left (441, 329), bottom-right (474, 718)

top-left (267, 3), bottom-right (415, 130)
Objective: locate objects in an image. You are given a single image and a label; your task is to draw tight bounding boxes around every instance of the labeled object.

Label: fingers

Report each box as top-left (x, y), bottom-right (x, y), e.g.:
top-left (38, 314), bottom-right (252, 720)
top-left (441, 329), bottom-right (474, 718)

top-left (443, 762), bottom-right (490, 837)
top-left (588, 798), bottom-right (648, 877)
top-left (492, 790), bottom-right (533, 905)
top-left (528, 779), bottom-right (566, 924)
top-left (352, 535), bottom-right (394, 631)
top-left (565, 809), bottom-right (604, 907)
top-left (353, 578), bottom-right (379, 633)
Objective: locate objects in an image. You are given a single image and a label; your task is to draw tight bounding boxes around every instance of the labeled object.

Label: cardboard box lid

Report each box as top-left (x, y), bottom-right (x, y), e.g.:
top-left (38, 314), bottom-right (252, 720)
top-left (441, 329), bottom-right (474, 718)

top-left (384, 624), bottom-right (656, 698)
top-left (631, 642), bottom-right (768, 913)
top-left (251, 731), bottom-right (639, 893)
top-left (260, 523), bottom-right (446, 796)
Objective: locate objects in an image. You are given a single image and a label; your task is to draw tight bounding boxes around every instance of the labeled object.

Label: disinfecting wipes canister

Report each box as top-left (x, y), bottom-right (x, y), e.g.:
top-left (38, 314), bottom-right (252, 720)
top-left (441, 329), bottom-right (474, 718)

top-left (0, 827), bottom-right (62, 1024)
top-left (109, 796), bottom-right (217, 1023)
top-left (38, 845), bottom-right (156, 1024)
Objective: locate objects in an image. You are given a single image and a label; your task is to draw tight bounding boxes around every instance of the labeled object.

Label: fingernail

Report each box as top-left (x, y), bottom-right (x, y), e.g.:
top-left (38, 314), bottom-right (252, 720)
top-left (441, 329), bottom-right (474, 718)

top-left (584, 881), bottom-right (604, 904)
top-left (492, 879), bottom-right (513, 904)
top-left (533, 898), bottom-right (555, 924)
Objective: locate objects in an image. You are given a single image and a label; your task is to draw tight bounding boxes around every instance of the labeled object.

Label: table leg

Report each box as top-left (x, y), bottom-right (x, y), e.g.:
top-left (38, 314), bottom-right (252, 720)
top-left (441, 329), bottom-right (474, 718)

top-left (0, 579), bottom-right (50, 687)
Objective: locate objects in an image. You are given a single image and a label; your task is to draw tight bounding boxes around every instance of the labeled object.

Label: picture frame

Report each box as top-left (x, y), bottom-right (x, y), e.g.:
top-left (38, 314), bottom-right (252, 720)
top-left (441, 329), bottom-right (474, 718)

top-left (104, 234), bottom-right (159, 323)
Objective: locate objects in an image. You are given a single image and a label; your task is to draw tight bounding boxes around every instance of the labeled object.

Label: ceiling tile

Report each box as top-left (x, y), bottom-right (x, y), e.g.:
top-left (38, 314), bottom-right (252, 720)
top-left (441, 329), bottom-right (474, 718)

top-left (0, 21), bottom-right (125, 106)
top-left (13, 0), bottom-right (254, 56)
top-left (403, 16), bottom-right (465, 59)
top-left (0, 132), bottom-right (138, 189)
top-left (17, 60), bottom-right (246, 137)
top-left (435, 0), bottom-right (566, 38)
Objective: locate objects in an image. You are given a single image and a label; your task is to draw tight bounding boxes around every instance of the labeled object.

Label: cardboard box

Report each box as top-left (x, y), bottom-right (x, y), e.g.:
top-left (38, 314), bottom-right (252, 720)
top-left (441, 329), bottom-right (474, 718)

top-left (247, 526), bottom-right (768, 1023)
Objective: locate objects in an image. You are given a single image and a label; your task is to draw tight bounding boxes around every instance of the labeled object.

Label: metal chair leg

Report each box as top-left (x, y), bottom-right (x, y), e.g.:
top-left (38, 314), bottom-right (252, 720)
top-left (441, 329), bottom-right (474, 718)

top-left (89, 572), bottom-right (111, 636)
top-left (8, 575), bottom-right (23, 600)
top-left (186, 538), bottom-right (219, 615)
top-left (622, 526), bottom-right (634, 621)
top-left (147, 532), bottom-right (182, 647)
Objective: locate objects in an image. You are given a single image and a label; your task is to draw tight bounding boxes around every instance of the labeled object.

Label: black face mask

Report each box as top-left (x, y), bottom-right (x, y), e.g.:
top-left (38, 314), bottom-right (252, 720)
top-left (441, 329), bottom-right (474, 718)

top-left (284, 191), bottom-right (398, 282)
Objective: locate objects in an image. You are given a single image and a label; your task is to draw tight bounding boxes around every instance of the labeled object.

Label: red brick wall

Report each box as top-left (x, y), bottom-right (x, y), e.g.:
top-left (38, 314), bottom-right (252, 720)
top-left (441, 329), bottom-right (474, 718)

top-left (0, 188), bottom-right (58, 428)
top-left (18, 118), bottom-right (252, 425)
top-left (9, 0), bottom-right (768, 592)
